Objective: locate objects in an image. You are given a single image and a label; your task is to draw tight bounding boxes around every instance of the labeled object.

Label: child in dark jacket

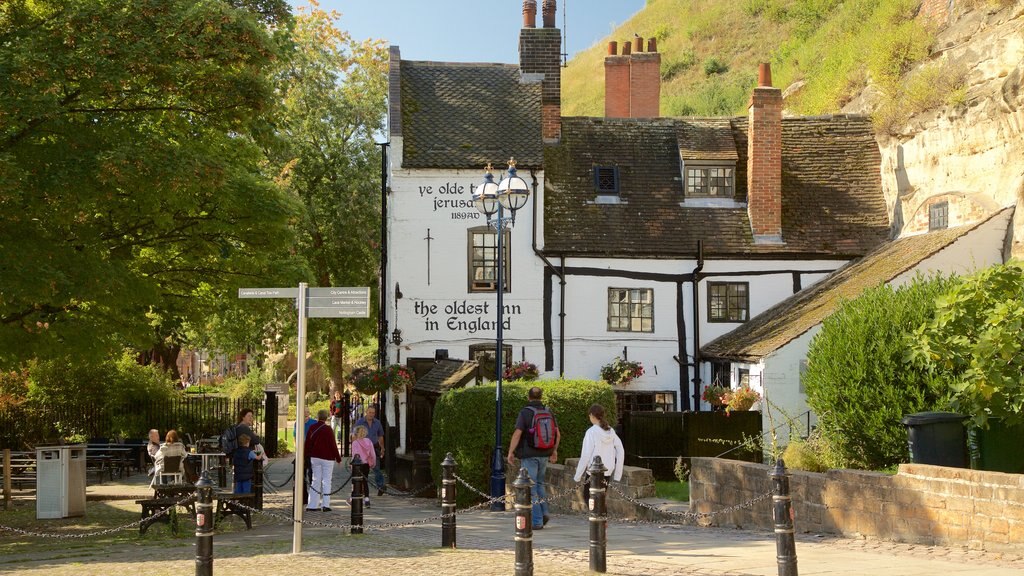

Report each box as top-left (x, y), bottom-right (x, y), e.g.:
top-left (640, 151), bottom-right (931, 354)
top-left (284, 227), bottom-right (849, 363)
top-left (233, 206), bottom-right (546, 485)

top-left (232, 434), bottom-right (258, 494)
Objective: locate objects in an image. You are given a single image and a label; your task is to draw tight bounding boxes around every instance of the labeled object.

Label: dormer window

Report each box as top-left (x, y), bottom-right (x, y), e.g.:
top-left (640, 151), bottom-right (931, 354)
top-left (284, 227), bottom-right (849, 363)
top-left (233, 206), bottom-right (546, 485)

top-left (594, 166), bottom-right (620, 195)
top-left (685, 164), bottom-right (734, 197)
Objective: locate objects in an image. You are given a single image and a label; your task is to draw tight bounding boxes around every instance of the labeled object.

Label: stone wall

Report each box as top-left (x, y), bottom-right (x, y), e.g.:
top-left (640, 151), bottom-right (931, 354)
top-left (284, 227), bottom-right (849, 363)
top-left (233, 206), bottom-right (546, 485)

top-left (690, 457), bottom-right (1024, 552)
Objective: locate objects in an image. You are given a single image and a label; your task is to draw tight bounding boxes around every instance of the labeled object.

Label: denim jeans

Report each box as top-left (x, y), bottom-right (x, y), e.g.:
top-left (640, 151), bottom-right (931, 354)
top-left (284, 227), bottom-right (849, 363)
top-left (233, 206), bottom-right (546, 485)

top-left (520, 456), bottom-right (548, 527)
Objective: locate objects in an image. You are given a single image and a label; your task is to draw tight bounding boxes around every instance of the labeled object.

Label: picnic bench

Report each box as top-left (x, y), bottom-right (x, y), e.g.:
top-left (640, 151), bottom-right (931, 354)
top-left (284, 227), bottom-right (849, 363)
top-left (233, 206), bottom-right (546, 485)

top-left (1, 451), bottom-right (36, 489)
top-left (215, 492), bottom-right (254, 529)
top-left (135, 487), bottom-right (252, 533)
top-left (135, 497), bottom-right (183, 534)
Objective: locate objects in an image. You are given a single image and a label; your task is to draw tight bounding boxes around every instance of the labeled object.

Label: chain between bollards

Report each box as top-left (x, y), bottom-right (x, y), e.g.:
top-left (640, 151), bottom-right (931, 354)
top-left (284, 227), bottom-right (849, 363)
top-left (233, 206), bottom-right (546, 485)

top-left (194, 470), bottom-right (214, 576)
top-left (441, 452), bottom-right (457, 548)
top-left (350, 454), bottom-right (364, 535)
top-left (513, 467), bottom-right (533, 576)
top-left (587, 456), bottom-right (608, 573)
top-left (771, 458), bottom-right (798, 576)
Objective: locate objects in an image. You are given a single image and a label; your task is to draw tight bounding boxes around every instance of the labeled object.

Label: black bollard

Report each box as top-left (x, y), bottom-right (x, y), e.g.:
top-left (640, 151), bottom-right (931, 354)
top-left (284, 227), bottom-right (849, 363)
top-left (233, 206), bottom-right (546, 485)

top-left (770, 458), bottom-right (798, 576)
top-left (350, 454), bottom-right (364, 535)
top-left (441, 452), bottom-right (457, 548)
top-left (342, 392), bottom-right (351, 457)
top-left (513, 467), bottom-right (533, 576)
top-left (194, 470), bottom-right (214, 576)
top-left (587, 455), bottom-right (608, 573)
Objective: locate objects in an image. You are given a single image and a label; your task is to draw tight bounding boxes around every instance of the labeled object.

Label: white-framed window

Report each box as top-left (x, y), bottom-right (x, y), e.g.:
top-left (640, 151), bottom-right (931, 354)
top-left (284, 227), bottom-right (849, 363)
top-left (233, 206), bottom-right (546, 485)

top-left (608, 288), bottom-right (654, 332)
top-left (685, 165), bottom-right (734, 197)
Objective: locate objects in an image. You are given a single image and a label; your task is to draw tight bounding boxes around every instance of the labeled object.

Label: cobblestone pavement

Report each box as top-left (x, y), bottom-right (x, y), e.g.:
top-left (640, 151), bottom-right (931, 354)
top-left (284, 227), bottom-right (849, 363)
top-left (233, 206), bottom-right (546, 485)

top-left (3, 458), bottom-right (1024, 576)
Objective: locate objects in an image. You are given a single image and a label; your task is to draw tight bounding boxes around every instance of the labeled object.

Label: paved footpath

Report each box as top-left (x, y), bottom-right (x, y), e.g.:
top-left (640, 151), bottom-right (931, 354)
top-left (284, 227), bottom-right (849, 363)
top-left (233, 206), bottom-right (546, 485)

top-left (3, 457), bottom-right (1024, 575)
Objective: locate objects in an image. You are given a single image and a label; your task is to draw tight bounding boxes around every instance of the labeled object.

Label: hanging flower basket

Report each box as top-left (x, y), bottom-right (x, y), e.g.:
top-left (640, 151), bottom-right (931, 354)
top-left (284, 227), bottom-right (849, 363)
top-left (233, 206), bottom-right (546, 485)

top-left (723, 386), bottom-right (761, 413)
top-left (503, 360), bottom-right (540, 381)
top-left (351, 364), bottom-right (414, 395)
top-left (599, 357), bottom-right (644, 386)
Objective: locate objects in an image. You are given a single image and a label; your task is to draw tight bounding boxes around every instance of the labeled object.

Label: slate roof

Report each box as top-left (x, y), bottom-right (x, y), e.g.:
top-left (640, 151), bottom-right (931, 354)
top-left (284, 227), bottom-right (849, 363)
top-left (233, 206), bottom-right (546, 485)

top-left (399, 61), bottom-right (543, 169)
top-left (543, 115), bottom-right (890, 258)
top-left (700, 209), bottom-right (1012, 363)
top-left (412, 359), bottom-right (479, 395)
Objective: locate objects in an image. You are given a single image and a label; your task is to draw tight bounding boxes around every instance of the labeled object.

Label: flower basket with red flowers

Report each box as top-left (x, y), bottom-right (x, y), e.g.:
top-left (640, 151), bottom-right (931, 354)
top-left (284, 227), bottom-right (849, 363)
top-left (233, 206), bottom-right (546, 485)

top-left (702, 384), bottom-right (729, 408)
top-left (503, 360), bottom-right (539, 381)
top-left (351, 364), bottom-right (414, 395)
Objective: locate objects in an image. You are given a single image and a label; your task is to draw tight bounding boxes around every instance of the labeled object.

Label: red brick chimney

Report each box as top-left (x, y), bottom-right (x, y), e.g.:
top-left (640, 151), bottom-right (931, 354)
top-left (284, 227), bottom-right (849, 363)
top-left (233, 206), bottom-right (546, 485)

top-left (604, 35), bottom-right (661, 118)
top-left (747, 63), bottom-right (783, 244)
top-left (520, 0), bottom-right (561, 141)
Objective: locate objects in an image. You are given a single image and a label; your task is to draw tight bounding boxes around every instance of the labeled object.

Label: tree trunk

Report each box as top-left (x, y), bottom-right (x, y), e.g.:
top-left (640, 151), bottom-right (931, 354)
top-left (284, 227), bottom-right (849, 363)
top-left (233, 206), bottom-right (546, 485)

top-left (328, 338), bottom-right (345, 394)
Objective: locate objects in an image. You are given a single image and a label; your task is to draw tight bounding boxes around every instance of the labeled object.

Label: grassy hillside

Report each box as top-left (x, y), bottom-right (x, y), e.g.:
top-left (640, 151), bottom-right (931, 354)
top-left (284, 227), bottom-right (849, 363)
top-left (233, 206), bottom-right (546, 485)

top-left (562, 0), bottom-right (961, 126)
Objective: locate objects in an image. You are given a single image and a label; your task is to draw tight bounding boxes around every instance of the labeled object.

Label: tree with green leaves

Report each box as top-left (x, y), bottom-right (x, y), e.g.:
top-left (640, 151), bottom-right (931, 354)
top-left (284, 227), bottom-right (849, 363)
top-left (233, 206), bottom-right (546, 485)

top-left (908, 262), bottom-right (1024, 428)
top-left (266, 5), bottom-right (388, 389)
top-left (803, 274), bottom-right (958, 469)
top-left (0, 0), bottom-right (302, 371)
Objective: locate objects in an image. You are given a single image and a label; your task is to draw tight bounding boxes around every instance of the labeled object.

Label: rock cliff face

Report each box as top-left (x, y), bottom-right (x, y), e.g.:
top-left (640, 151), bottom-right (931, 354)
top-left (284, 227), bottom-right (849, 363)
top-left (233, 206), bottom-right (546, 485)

top-left (853, 1), bottom-right (1024, 255)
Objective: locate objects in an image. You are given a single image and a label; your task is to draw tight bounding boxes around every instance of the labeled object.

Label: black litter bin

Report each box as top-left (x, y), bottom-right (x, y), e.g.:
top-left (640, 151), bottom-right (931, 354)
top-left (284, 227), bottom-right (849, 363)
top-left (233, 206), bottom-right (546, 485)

top-left (901, 412), bottom-right (969, 468)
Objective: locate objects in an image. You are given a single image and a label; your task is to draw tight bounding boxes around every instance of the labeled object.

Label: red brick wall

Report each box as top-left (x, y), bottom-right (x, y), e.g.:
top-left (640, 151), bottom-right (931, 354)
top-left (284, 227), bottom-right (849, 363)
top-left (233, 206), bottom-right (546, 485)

top-left (747, 87), bottom-right (783, 240)
top-left (691, 457), bottom-right (1024, 553)
top-left (519, 27), bottom-right (561, 140)
top-left (629, 52), bottom-right (661, 118)
top-left (605, 55), bottom-right (631, 118)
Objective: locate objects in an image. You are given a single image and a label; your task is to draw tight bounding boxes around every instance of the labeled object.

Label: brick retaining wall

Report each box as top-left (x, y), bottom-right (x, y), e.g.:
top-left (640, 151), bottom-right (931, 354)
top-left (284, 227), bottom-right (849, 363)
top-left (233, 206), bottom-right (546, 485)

top-left (690, 457), bottom-right (1024, 552)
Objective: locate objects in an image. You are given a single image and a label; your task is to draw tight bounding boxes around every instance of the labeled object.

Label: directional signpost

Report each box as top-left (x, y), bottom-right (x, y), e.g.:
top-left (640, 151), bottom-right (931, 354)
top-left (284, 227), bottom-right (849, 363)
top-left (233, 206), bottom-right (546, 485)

top-left (238, 283), bottom-right (370, 553)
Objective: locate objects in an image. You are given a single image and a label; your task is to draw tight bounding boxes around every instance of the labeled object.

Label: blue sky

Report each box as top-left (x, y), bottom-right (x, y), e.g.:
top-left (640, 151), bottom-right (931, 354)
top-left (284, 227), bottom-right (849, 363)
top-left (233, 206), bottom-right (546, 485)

top-left (311, 0), bottom-right (645, 63)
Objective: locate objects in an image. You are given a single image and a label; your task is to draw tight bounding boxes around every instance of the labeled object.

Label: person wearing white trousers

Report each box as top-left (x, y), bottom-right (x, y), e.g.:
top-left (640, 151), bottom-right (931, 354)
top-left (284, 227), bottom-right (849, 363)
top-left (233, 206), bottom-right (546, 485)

top-left (305, 409), bottom-right (342, 511)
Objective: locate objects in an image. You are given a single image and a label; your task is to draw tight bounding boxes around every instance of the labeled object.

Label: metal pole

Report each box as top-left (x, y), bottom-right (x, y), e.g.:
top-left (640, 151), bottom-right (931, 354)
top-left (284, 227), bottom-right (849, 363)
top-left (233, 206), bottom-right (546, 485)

top-left (771, 459), bottom-right (799, 576)
top-left (342, 391), bottom-right (351, 457)
top-left (490, 206), bottom-right (507, 511)
top-left (588, 456), bottom-right (608, 573)
top-left (350, 454), bottom-right (364, 535)
top-left (293, 282), bottom-right (309, 553)
top-left (441, 452), bottom-right (457, 548)
top-left (3, 449), bottom-right (10, 510)
top-left (194, 470), bottom-right (214, 576)
top-left (513, 467), bottom-right (533, 576)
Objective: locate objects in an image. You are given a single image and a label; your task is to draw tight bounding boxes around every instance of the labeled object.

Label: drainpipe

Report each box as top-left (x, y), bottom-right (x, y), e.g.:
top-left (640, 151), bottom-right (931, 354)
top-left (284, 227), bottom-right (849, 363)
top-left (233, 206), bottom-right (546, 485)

top-left (530, 170), bottom-right (566, 376)
top-left (691, 240), bottom-right (705, 411)
top-left (378, 142), bottom-right (390, 370)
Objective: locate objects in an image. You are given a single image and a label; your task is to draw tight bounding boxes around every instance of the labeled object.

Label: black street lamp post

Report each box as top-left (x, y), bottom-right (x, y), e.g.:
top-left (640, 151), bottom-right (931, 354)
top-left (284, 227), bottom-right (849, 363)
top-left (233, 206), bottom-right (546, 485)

top-left (473, 159), bottom-right (530, 511)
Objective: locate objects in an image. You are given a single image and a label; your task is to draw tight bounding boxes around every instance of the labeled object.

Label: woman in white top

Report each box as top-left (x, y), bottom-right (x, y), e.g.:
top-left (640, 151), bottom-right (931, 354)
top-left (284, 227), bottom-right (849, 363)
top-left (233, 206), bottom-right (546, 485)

top-left (573, 404), bottom-right (625, 483)
top-left (153, 429), bottom-right (188, 485)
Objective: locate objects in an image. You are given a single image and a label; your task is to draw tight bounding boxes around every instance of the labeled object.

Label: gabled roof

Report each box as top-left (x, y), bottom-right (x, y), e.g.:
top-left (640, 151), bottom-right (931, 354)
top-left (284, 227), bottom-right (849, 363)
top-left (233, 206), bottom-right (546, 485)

top-left (543, 115), bottom-right (890, 258)
top-left (399, 61), bottom-right (543, 169)
top-left (412, 359), bottom-right (479, 395)
top-left (701, 209), bottom-right (1013, 363)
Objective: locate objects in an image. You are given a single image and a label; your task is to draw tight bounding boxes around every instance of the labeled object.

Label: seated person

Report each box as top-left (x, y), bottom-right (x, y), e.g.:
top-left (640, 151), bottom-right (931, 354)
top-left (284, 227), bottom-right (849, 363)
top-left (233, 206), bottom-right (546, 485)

top-left (232, 434), bottom-right (259, 494)
top-left (152, 429), bottom-right (187, 485)
top-left (146, 429), bottom-right (161, 475)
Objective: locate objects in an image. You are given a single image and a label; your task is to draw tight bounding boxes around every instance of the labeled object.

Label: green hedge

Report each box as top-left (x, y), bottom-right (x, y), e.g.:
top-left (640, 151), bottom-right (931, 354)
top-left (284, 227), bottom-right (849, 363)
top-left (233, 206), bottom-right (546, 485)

top-left (430, 379), bottom-right (615, 506)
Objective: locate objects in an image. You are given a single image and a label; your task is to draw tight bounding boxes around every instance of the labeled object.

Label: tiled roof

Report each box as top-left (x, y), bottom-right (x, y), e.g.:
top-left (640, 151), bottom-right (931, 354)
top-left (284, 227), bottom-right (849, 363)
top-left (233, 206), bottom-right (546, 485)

top-left (700, 210), bottom-right (1012, 363)
top-left (399, 61), bottom-right (543, 169)
top-left (543, 115), bottom-right (890, 258)
top-left (412, 359), bottom-right (479, 395)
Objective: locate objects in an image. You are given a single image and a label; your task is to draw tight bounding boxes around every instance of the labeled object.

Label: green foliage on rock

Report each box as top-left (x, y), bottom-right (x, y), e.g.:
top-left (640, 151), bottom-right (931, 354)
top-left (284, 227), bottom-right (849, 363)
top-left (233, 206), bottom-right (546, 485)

top-left (803, 274), bottom-right (958, 469)
top-left (908, 262), bottom-right (1024, 428)
top-left (430, 379), bottom-right (615, 506)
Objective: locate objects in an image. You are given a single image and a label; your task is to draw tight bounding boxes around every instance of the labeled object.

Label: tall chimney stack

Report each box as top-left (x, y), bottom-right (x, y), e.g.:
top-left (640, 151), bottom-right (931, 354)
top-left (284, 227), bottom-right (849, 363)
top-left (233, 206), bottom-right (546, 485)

top-left (520, 0), bottom-right (561, 141)
top-left (747, 63), bottom-right (784, 244)
top-left (604, 34), bottom-right (660, 118)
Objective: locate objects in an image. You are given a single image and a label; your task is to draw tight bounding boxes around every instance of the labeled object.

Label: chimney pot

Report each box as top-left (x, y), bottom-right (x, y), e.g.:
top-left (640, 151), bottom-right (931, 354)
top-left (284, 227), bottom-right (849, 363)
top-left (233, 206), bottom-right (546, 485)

top-left (633, 36), bottom-right (644, 53)
top-left (647, 38), bottom-right (657, 53)
top-left (758, 62), bottom-right (772, 87)
top-left (621, 41), bottom-right (632, 55)
top-left (607, 41), bottom-right (618, 56)
top-left (542, 0), bottom-right (556, 27)
top-left (523, 0), bottom-right (537, 28)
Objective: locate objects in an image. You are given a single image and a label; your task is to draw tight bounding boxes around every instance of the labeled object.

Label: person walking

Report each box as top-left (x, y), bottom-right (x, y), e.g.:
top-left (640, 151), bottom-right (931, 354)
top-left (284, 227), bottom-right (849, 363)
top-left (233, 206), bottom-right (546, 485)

top-left (305, 409), bottom-right (341, 512)
top-left (507, 386), bottom-right (560, 530)
top-left (350, 425), bottom-right (376, 508)
top-left (351, 405), bottom-right (386, 496)
top-left (329, 390), bottom-right (346, 443)
top-left (573, 404), bottom-right (624, 501)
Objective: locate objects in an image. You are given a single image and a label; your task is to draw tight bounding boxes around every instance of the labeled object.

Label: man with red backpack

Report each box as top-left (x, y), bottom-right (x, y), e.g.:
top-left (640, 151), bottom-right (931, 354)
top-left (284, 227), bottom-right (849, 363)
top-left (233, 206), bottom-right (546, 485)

top-left (506, 386), bottom-right (560, 530)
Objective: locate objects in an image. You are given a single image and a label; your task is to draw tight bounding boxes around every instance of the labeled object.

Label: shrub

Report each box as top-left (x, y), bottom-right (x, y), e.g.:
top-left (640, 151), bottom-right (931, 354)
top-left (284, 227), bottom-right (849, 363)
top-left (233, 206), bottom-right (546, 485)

top-left (908, 262), bottom-right (1024, 428)
top-left (703, 57), bottom-right (729, 76)
top-left (661, 50), bottom-right (696, 81)
top-left (782, 434), bottom-right (836, 473)
top-left (803, 274), bottom-right (958, 469)
top-left (430, 379), bottom-right (615, 506)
